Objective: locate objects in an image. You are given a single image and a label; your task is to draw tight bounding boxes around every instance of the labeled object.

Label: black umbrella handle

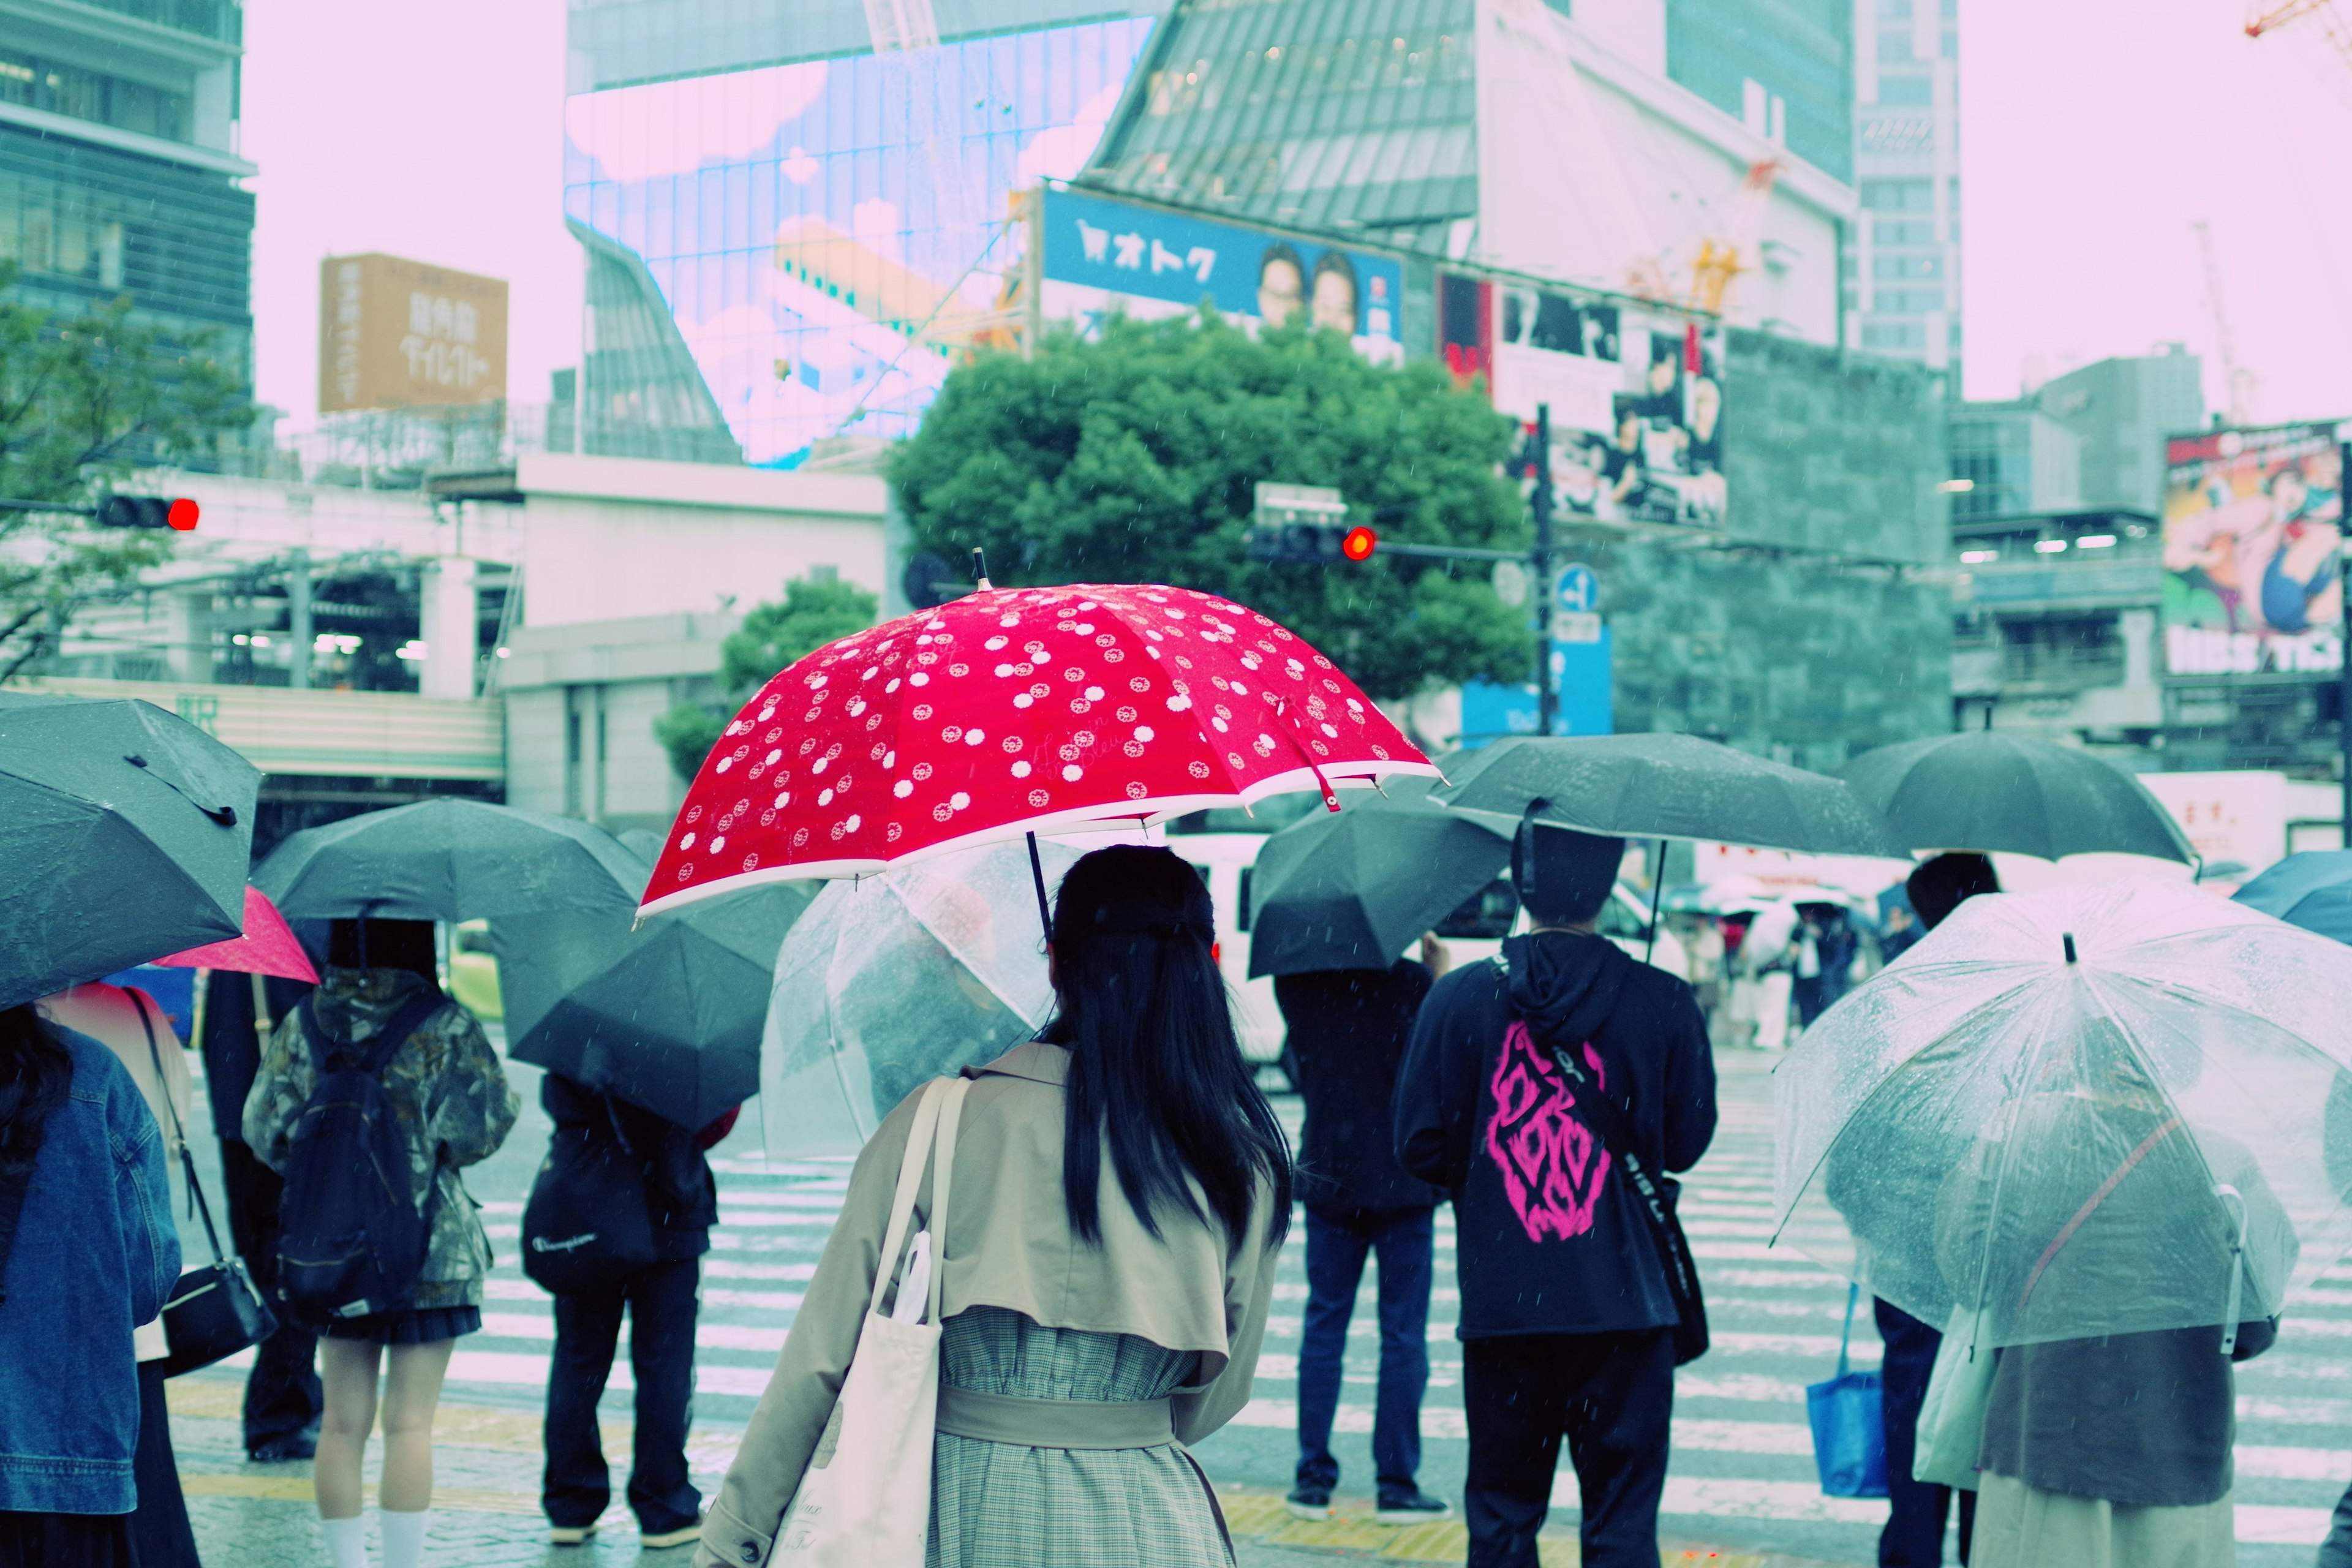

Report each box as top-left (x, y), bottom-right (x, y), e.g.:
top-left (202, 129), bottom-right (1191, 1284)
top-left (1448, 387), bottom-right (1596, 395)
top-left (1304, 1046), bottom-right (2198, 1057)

top-left (1027, 832), bottom-right (1052, 944)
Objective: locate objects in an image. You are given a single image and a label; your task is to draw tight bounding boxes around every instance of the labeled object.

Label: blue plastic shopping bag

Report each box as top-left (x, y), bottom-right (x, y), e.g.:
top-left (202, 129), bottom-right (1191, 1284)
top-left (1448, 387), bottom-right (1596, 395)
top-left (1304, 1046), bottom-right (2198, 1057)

top-left (1806, 1283), bottom-right (1888, 1499)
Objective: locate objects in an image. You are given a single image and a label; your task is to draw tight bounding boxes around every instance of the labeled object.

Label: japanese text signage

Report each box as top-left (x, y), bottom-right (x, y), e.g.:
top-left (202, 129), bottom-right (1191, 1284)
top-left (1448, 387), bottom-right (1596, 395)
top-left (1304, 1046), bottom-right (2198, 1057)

top-left (1039, 186), bottom-right (1403, 364)
top-left (317, 253), bottom-right (510, 414)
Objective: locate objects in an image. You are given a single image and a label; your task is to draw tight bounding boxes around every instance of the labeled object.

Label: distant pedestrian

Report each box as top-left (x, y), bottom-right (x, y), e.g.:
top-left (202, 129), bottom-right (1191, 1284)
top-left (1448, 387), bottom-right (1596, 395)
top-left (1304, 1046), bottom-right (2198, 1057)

top-left (38, 982), bottom-right (205, 1566)
top-left (537, 1074), bottom-right (736, 1550)
top-left (1792, 904), bottom-right (1859, 1029)
top-left (1396, 825), bottom-right (1716, 1568)
top-left (198, 967), bottom-right (323, 1462)
top-left (696, 846), bottom-right (1288, 1568)
top-left (1275, 933), bottom-right (1453, 1526)
top-left (1870, 853), bottom-right (1999, 1568)
top-left (244, 918), bottom-right (517, 1568)
top-left (0, 1001), bottom-right (179, 1567)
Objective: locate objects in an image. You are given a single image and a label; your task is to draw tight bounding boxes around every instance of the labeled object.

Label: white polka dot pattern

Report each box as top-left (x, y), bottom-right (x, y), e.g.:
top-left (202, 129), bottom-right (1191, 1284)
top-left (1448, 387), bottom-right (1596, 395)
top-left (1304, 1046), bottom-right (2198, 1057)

top-left (642, 583), bottom-right (1434, 912)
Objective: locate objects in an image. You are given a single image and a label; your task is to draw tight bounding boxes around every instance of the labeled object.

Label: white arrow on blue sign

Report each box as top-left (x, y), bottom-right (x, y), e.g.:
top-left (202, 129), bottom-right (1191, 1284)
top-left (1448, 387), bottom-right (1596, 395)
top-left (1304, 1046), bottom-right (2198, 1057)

top-left (1555, 564), bottom-right (1599, 614)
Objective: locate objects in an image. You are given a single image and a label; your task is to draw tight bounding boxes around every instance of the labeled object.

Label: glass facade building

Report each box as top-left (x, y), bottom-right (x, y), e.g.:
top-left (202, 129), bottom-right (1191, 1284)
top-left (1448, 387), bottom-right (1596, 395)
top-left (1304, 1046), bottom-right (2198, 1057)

top-left (1665, 0), bottom-right (1855, 184)
top-left (562, 1), bottom-right (1164, 467)
top-left (0, 0), bottom-right (250, 350)
top-left (1848, 0), bottom-right (1958, 368)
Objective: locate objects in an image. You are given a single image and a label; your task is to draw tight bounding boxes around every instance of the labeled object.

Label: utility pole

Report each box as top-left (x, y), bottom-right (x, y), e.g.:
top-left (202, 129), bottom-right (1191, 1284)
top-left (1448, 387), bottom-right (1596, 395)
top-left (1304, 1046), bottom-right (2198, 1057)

top-left (1530, 403), bottom-right (1557, 736)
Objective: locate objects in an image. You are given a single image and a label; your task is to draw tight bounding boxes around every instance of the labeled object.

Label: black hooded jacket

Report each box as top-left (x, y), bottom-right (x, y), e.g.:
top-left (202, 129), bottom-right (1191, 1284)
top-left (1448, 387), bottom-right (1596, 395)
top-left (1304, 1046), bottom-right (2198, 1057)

top-left (540, 1074), bottom-right (719, 1260)
top-left (1394, 931), bottom-right (1717, 1337)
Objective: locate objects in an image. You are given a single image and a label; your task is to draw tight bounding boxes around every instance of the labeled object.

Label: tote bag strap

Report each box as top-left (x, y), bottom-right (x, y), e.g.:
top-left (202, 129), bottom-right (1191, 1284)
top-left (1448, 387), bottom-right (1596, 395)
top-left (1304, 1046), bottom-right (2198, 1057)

top-left (867, 1080), bottom-right (954, 1318)
top-left (130, 990), bottom-right (229, 1272)
top-left (922, 1079), bottom-right (970, 1327)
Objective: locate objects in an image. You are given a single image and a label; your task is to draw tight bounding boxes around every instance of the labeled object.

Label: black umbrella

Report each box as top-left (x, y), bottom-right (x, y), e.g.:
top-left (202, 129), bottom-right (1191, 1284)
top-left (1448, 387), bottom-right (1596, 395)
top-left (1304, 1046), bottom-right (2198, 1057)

top-left (506, 884), bottom-right (817, 1129)
top-left (0, 691), bottom-right (259, 1008)
top-left (1247, 775), bottom-right (1510, 977)
top-left (1432, 734), bottom-right (1909, 858)
top-left (2234, 851), bottom-right (2352, 943)
top-left (1840, 732), bottom-right (2193, 863)
top-left (253, 797), bottom-right (647, 922)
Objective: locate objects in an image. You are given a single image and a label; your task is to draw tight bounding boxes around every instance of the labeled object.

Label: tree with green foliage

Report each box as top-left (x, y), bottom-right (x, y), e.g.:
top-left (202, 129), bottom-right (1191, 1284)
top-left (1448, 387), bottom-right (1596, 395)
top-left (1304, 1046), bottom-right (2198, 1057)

top-left (655, 574), bottom-right (880, 781)
top-left (889, 309), bottom-right (1532, 701)
top-left (0, 265), bottom-right (247, 680)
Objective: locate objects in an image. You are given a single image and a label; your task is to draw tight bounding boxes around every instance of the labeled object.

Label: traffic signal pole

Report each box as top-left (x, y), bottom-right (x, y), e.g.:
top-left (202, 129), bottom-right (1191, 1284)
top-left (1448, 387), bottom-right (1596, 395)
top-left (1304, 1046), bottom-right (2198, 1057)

top-left (1530, 404), bottom-right (1556, 737)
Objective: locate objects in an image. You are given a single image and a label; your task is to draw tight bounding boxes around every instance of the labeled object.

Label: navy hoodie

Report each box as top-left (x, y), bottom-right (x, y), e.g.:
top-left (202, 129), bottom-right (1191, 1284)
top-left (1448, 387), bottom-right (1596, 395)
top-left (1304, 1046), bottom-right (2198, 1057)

top-left (1394, 932), bottom-right (1717, 1338)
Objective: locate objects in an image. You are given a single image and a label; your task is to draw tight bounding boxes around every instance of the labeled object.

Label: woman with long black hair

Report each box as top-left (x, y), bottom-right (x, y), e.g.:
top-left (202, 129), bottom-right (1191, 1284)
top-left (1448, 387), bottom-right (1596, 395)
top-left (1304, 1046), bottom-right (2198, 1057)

top-left (697, 845), bottom-right (1291, 1568)
top-left (0, 1003), bottom-right (181, 1567)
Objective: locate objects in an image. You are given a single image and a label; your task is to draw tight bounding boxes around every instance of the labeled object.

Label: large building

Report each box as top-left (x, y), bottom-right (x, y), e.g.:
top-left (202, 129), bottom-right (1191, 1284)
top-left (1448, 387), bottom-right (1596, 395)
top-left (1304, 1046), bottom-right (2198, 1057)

top-left (1846, 0), bottom-right (1958, 369)
top-left (0, 0), bottom-right (254, 358)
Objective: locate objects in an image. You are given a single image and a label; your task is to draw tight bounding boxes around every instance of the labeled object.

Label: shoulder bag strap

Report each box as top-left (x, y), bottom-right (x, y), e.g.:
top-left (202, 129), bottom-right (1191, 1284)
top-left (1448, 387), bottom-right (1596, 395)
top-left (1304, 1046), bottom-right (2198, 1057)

top-left (866, 1080), bottom-right (953, 1317)
top-left (130, 990), bottom-right (228, 1271)
top-left (1543, 1038), bottom-right (1700, 1305)
top-left (922, 1077), bottom-right (971, 1327)
top-left (360, 986), bottom-right (451, 1076)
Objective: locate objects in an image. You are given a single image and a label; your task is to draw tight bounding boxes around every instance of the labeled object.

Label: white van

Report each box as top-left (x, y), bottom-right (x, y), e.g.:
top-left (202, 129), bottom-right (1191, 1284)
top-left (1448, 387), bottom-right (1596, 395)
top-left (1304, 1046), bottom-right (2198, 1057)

top-left (1170, 831), bottom-right (1692, 1073)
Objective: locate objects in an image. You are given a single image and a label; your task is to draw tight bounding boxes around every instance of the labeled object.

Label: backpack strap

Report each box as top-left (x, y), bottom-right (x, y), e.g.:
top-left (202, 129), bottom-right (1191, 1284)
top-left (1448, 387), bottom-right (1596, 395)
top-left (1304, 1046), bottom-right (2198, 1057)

top-left (300, 985), bottom-right (448, 1075)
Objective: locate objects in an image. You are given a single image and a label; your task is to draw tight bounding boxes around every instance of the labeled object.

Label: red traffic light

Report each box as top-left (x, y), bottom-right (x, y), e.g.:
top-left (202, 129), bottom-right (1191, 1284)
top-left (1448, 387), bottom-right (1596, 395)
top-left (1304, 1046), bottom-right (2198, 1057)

top-left (167, 497), bottom-right (199, 531)
top-left (94, 495), bottom-right (200, 530)
top-left (1341, 525), bottom-right (1378, 562)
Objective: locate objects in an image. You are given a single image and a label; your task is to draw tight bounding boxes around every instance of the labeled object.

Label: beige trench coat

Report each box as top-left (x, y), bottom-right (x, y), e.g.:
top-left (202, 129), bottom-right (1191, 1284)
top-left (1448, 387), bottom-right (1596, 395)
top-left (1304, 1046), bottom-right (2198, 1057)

top-left (695, 1041), bottom-right (1283, 1568)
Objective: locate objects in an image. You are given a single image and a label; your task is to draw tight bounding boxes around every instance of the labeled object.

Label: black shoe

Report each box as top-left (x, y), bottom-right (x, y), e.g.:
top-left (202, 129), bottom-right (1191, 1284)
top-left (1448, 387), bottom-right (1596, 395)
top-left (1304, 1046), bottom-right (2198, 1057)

top-left (1373, 1486), bottom-right (1452, 1525)
top-left (1284, 1482), bottom-right (1333, 1521)
top-left (247, 1434), bottom-right (316, 1463)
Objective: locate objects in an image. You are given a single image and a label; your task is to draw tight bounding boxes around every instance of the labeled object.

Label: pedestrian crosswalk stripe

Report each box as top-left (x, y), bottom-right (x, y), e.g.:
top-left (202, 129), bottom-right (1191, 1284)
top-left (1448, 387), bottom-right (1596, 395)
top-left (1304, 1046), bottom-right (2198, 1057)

top-left (2232, 1504), bottom-right (2336, 1545)
top-left (2238, 1446), bottom-right (2352, 1482)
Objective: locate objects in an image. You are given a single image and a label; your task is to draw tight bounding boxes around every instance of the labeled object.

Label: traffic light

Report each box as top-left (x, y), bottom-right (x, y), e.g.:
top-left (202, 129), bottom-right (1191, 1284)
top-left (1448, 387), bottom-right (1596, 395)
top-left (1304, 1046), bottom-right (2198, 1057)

top-left (95, 495), bottom-right (200, 531)
top-left (1341, 525), bottom-right (1378, 561)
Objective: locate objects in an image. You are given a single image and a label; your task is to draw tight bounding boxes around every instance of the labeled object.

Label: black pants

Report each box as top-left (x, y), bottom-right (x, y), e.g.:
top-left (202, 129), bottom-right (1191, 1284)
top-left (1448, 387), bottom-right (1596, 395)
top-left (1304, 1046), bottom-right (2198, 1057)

top-left (0, 1513), bottom-right (130, 1568)
top-left (1875, 1300), bottom-right (1973, 1567)
top-left (217, 1139), bottom-right (320, 1453)
top-left (127, 1361), bottom-right (197, 1568)
top-left (543, 1257), bottom-right (702, 1534)
top-left (1463, 1329), bottom-right (1675, 1568)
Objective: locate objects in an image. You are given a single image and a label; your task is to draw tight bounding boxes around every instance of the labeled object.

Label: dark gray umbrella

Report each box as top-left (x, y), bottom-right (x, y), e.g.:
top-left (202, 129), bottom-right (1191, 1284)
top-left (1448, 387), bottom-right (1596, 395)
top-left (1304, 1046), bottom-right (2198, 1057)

top-left (253, 797), bottom-right (647, 921)
top-left (506, 884), bottom-right (816, 1129)
top-left (0, 691), bottom-right (259, 1008)
top-left (1432, 734), bottom-right (1909, 858)
top-left (1248, 775), bottom-right (1510, 977)
top-left (1841, 732), bottom-right (2193, 863)
top-left (2234, 851), bottom-right (2352, 943)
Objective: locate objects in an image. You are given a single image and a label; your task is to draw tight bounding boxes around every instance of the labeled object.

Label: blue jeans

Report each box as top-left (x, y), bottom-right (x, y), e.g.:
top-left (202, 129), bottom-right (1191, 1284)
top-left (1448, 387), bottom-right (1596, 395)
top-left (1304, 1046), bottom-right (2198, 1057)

top-left (1296, 1204), bottom-right (1435, 1492)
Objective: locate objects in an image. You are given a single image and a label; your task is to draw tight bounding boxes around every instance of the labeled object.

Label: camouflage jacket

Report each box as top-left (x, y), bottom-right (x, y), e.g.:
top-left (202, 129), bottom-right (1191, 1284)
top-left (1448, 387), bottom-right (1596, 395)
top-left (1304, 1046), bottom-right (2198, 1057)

top-left (244, 967), bottom-right (519, 1310)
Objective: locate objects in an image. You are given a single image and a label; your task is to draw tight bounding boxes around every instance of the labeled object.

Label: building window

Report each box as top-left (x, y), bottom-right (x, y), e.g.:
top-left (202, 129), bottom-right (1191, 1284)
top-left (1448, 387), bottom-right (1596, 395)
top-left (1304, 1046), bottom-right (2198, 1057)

top-left (1874, 288), bottom-right (1942, 313)
top-left (1862, 179), bottom-right (1934, 212)
top-left (1875, 220), bottom-right (1935, 245)
top-left (1879, 30), bottom-right (1918, 61)
top-left (1863, 322), bottom-right (1925, 350)
top-left (1874, 72), bottom-right (1932, 105)
top-left (1874, 254), bottom-right (1945, 281)
top-left (0, 50), bottom-right (190, 143)
top-left (0, 174), bottom-right (134, 289)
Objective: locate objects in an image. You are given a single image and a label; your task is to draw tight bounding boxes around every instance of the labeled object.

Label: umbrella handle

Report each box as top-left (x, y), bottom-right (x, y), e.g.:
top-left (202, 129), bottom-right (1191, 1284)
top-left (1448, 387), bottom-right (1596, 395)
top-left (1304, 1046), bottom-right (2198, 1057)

top-left (1026, 832), bottom-right (1052, 943)
top-left (1644, 838), bottom-right (1665, 965)
top-left (2217, 1185), bottom-right (2246, 1357)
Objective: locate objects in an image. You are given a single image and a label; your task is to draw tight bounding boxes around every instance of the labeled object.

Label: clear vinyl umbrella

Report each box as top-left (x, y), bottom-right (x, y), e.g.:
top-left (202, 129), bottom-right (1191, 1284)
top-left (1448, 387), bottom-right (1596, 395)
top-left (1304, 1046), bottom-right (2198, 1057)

top-left (1774, 880), bottom-right (2352, 1350)
top-left (760, 839), bottom-right (1083, 1159)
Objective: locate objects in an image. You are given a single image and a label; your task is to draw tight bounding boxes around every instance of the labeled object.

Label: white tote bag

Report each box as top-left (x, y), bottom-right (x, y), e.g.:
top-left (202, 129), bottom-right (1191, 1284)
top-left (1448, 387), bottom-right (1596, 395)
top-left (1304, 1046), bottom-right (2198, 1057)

top-left (772, 1076), bottom-right (968, 1567)
top-left (1912, 1307), bottom-right (1994, 1491)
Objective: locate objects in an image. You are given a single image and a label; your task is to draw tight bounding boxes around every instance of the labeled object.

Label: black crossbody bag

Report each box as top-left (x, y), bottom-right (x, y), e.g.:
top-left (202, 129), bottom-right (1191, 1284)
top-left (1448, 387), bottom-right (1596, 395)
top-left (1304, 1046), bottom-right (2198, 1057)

top-left (132, 991), bottom-right (280, 1376)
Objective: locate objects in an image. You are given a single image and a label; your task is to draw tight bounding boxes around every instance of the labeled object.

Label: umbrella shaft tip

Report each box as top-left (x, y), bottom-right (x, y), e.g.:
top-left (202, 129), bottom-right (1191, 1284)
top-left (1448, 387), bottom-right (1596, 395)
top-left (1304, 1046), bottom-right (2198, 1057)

top-left (2063, 932), bottom-right (2078, 964)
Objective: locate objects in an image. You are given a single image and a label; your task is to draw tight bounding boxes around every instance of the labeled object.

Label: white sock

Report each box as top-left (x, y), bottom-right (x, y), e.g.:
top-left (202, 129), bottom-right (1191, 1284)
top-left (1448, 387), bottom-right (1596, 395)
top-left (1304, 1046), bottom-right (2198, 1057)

top-left (380, 1508), bottom-right (429, 1568)
top-left (320, 1515), bottom-right (366, 1568)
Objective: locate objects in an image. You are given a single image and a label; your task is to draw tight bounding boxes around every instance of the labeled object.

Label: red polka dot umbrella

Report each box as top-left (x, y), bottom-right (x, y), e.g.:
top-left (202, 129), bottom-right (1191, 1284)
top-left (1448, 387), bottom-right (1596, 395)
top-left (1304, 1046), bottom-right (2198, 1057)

top-left (639, 582), bottom-right (1436, 917)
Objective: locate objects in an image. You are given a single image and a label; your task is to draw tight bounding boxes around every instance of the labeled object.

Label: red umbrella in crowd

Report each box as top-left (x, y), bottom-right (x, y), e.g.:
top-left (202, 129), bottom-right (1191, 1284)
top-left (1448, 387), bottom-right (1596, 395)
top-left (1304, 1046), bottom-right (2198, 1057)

top-left (641, 579), bottom-right (1434, 919)
top-left (151, 884), bottom-right (320, 983)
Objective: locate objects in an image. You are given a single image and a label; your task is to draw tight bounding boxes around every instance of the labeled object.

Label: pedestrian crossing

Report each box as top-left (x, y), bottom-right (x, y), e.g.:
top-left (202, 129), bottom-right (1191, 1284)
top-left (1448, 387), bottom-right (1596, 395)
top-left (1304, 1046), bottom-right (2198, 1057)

top-left (363, 1050), bottom-right (2352, 1564)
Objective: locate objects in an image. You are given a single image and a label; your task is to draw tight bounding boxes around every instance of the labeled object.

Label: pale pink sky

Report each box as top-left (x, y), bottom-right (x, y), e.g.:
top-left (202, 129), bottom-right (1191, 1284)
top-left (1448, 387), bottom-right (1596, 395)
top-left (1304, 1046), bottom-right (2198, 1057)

top-left (240, 0), bottom-right (2352, 429)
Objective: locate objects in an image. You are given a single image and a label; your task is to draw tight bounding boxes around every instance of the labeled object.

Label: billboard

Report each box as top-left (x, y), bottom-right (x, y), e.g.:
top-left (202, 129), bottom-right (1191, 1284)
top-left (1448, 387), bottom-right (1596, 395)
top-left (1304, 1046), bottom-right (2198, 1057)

top-left (562, 18), bottom-right (1156, 466)
top-left (1036, 186), bottom-right (1404, 364)
top-left (317, 254), bottom-right (508, 413)
top-left (1439, 273), bottom-right (1726, 528)
top-left (2161, 423), bottom-right (2345, 676)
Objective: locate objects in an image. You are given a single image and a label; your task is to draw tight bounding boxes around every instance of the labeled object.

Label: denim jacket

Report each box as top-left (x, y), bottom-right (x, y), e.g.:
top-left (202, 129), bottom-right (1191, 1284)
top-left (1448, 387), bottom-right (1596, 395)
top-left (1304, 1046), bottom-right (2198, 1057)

top-left (0, 1028), bottom-right (179, 1513)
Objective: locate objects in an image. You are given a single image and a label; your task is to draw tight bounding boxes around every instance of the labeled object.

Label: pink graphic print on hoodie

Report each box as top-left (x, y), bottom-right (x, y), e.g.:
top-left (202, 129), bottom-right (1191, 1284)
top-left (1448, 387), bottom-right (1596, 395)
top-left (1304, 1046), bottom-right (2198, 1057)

top-left (1483, 1019), bottom-right (1612, 1243)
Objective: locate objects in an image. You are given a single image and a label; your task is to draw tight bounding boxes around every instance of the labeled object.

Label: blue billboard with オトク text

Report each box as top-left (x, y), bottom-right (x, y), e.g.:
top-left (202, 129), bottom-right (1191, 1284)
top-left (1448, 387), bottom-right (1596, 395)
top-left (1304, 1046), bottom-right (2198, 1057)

top-left (1041, 186), bottom-right (1403, 362)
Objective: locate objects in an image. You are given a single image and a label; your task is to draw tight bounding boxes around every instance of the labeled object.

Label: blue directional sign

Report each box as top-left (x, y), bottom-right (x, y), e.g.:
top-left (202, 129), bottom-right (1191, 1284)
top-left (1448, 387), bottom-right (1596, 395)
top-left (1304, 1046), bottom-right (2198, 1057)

top-left (1555, 564), bottom-right (1599, 614)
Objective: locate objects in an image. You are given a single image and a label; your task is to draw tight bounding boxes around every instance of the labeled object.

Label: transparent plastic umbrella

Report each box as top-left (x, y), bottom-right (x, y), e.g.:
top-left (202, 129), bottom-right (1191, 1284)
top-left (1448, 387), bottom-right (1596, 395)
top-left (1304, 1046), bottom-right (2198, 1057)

top-left (760, 839), bottom-right (1083, 1159)
top-left (1774, 880), bottom-right (2352, 1350)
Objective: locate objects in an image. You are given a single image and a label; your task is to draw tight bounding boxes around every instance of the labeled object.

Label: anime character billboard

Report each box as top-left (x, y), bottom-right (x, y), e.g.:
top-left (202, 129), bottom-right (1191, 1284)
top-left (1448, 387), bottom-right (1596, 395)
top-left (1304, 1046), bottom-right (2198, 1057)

top-left (2162, 424), bottom-right (2345, 676)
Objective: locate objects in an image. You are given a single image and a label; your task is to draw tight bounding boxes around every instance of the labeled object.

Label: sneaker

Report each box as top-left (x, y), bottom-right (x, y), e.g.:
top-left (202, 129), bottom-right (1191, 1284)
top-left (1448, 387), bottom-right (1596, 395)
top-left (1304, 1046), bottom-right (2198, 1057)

top-left (246, 1434), bottom-right (315, 1463)
top-left (1373, 1487), bottom-right (1453, 1525)
top-left (1284, 1483), bottom-right (1333, 1521)
top-left (548, 1525), bottom-right (597, 1546)
top-left (639, 1524), bottom-right (701, 1550)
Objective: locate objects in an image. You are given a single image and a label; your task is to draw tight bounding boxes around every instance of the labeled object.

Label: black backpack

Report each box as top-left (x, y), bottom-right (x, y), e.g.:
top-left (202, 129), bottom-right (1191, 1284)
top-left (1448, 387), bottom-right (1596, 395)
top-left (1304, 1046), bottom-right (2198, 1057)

top-left (274, 986), bottom-right (448, 1321)
top-left (521, 1095), bottom-right (658, 1295)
